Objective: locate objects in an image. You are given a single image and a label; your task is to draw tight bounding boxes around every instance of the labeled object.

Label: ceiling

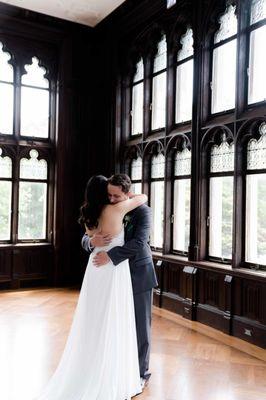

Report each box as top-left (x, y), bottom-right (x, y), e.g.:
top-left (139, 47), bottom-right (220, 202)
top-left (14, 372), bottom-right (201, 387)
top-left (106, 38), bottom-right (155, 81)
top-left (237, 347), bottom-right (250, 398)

top-left (0, 0), bottom-right (126, 27)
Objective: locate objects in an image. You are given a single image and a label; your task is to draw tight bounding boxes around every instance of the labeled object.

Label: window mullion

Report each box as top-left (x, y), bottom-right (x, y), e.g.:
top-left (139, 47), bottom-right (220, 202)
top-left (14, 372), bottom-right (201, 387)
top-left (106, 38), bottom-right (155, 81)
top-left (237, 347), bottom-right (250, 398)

top-left (13, 63), bottom-right (21, 139)
top-left (12, 149), bottom-right (20, 244)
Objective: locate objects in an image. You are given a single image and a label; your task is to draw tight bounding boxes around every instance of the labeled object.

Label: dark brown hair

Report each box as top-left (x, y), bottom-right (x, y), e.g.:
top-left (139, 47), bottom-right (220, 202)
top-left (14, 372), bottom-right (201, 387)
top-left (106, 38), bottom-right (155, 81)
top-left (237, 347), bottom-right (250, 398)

top-left (108, 174), bottom-right (131, 193)
top-left (79, 175), bottom-right (109, 229)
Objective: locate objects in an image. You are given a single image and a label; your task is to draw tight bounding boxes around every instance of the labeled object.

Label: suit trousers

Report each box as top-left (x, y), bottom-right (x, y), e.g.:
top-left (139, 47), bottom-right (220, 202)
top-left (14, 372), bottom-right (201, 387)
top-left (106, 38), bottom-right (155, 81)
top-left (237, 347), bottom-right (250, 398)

top-left (133, 289), bottom-right (153, 378)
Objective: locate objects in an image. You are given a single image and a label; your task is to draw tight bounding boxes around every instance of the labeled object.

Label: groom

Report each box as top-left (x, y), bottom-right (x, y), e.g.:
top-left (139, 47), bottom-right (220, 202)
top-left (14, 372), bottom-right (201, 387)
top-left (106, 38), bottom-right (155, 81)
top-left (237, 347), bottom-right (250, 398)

top-left (81, 173), bottom-right (158, 388)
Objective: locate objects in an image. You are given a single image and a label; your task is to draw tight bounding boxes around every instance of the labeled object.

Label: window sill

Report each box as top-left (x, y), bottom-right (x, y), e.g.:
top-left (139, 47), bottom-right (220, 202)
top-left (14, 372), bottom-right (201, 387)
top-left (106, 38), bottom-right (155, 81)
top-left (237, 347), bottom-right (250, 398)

top-left (203, 112), bottom-right (235, 129)
top-left (152, 252), bottom-right (188, 263)
top-left (151, 253), bottom-right (266, 281)
top-left (0, 242), bottom-right (52, 249)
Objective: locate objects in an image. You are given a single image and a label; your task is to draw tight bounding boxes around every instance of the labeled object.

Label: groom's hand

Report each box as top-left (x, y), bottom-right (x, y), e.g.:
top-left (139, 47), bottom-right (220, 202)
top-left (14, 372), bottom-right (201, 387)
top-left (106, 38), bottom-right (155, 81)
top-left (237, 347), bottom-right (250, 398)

top-left (90, 233), bottom-right (112, 247)
top-left (93, 252), bottom-right (111, 267)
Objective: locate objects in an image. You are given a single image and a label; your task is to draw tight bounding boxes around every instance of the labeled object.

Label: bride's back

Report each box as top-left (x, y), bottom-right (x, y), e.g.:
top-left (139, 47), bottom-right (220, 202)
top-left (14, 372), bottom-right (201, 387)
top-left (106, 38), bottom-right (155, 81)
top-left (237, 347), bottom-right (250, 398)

top-left (85, 195), bottom-right (147, 238)
top-left (96, 204), bottom-right (124, 236)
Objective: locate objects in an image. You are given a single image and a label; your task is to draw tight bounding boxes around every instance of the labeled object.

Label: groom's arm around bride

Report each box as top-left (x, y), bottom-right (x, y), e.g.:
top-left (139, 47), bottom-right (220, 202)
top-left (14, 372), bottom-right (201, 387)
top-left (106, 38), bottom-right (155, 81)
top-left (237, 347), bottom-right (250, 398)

top-left (81, 174), bottom-right (158, 385)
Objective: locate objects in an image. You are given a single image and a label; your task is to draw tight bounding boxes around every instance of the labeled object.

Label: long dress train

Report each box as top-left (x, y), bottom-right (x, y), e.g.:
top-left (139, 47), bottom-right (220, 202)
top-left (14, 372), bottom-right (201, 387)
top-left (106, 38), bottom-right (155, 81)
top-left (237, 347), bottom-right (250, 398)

top-left (36, 229), bottom-right (141, 400)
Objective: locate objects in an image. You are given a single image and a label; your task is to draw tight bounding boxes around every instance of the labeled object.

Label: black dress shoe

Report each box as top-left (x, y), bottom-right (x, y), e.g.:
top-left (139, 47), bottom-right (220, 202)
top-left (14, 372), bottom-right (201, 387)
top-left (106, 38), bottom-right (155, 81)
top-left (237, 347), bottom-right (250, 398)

top-left (140, 372), bottom-right (151, 390)
top-left (143, 372), bottom-right (151, 381)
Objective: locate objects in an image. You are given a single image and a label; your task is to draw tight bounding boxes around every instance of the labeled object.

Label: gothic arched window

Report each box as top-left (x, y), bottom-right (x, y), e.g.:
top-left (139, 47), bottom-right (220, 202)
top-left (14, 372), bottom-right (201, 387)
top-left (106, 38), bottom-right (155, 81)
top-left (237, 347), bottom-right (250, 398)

top-left (175, 28), bottom-right (194, 123)
top-left (0, 43), bottom-right (14, 135)
top-left (172, 145), bottom-right (191, 254)
top-left (131, 59), bottom-right (144, 136)
top-left (130, 156), bottom-right (142, 194)
top-left (245, 122), bottom-right (266, 266)
top-left (247, 0), bottom-right (266, 105)
top-left (211, 4), bottom-right (237, 114)
top-left (0, 43), bottom-right (55, 246)
top-left (208, 133), bottom-right (234, 261)
top-left (18, 150), bottom-right (48, 241)
top-left (21, 57), bottom-right (50, 138)
top-left (0, 148), bottom-right (12, 241)
top-left (150, 152), bottom-right (165, 249)
top-left (151, 35), bottom-right (167, 131)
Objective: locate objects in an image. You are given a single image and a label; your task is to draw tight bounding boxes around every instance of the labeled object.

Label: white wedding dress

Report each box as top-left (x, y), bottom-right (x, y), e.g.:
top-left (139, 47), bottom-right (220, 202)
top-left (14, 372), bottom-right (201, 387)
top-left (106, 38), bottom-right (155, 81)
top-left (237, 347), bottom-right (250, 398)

top-left (37, 229), bottom-right (141, 400)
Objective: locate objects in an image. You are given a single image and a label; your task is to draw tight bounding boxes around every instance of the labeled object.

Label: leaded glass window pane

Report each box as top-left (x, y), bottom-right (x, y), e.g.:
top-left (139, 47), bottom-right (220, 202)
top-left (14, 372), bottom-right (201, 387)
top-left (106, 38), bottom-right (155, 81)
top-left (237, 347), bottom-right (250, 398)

top-left (175, 59), bottom-right (193, 123)
top-left (0, 181), bottom-right (12, 241)
top-left (0, 82), bottom-right (13, 135)
top-left (250, 0), bottom-right (266, 25)
top-left (177, 28), bottom-right (193, 62)
top-left (248, 26), bottom-right (266, 105)
top-left (133, 59), bottom-right (144, 82)
top-left (20, 86), bottom-right (49, 138)
top-left (0, 43), bottom-right (13, 83)
top-left (131, 83), bottom-right (143, 135)
top-left (214, 5), bottom-right (237, 44)
top-left (150, 181), bottom-right (164, 248)
top-left (209, 176), bottom-right (233, 259)
top-left (174, 148), bottom-right (191, 176)
top-left (131, 183), bottom-right (142, 194)
top-left (0, 159), bottom-right (12, 178)
top-left (131, 157), bottom-right (142, 180)
top-left (246, 173), bottom-right (266, 265)
top-left (173, 179), bottom-right (190, 252)
top-left (153, 36), bottom-right (167, 73)
top-left (21, 57), bottom-right (49, 88)
top-left (151, 154), bottom-right (165, 178)
top-left (210, 138), bottom-right (234, 173)
top-left (247, 123), bottom-right (266, 170)
top-left (0, 148), bottom-right (12, 178)
top-left (211, 40), bottom-right (237, 113)
top-left (18, 182), bottom-right (47, 240)
top-left (151, 72), bottom-right (166, 130)
top-left (20, 150), bottom-right (47, 180)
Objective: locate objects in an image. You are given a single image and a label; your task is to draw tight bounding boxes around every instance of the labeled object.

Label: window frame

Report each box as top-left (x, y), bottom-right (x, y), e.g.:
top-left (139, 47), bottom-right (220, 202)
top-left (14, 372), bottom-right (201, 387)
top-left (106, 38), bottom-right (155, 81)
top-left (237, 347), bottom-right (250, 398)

top-left (146, 142), bottom-right (165, 252)
top-left (129, 58), bottom-right (144, 139)
top-left (205, 131), bottom-right (234, 264)
top-left (209, 16), bottom-right (238, 117)
top-left (241, 120), bottom-right (266, 271)
top-left (173, 27), bottom-right (194, 127)
top-left (150, 34), bottom-right (168, 134)
top-left (245, 1), bottom-right (266, 109)
top-left (119, 2), bottom-right (266, 272)
top-left (0, 146), bottom-right (14, 244)
top-left (0, 41), bottom-right (56, 246)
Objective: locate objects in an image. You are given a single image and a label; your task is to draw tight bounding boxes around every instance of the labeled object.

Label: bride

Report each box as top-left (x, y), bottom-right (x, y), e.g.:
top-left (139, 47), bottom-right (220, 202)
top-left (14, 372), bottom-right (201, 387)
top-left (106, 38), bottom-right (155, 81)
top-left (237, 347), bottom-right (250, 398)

top-left (36, 175), bottom-right (147, 400)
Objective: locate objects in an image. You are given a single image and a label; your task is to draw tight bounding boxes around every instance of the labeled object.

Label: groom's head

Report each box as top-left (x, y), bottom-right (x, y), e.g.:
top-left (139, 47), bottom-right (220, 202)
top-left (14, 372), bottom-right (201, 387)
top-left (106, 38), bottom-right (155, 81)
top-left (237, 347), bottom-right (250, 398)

top-left (107, 174), bottom-right (131, 204)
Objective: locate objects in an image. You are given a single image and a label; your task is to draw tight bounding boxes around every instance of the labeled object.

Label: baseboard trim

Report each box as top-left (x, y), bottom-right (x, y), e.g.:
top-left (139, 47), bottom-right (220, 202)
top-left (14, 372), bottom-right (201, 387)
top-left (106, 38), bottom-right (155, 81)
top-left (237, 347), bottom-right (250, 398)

top-left (152, 306), bottom-right (266, 362)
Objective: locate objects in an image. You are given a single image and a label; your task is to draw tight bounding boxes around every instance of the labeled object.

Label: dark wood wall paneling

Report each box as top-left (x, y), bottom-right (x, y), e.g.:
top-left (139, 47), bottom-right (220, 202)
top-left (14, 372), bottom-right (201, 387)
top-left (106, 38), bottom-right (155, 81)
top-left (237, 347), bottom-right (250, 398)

top-left (0, 2), bottom-right (94, 289)
top-left (152, 257), bottom-right (266, 348)
top-left (93, 0), bottom-right (266, 348)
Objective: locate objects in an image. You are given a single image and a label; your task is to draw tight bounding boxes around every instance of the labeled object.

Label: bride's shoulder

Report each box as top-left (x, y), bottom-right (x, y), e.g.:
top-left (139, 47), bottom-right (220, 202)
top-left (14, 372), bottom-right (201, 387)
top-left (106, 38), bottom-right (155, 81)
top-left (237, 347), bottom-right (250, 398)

top-left (101, 204), bottom-right (115, 213)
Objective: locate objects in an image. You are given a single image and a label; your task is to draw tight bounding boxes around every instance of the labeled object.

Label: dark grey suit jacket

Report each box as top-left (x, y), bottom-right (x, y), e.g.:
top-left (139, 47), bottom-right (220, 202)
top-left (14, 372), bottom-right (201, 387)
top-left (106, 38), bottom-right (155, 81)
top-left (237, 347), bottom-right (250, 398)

top-left (81, 204), bottom-right (158, 294)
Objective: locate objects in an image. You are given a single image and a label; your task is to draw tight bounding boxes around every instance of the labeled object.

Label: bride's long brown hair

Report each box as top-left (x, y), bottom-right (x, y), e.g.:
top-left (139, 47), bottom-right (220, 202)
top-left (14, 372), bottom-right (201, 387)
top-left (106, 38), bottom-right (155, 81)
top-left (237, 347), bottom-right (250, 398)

top-left (78, 175), bottom-right (109, 229)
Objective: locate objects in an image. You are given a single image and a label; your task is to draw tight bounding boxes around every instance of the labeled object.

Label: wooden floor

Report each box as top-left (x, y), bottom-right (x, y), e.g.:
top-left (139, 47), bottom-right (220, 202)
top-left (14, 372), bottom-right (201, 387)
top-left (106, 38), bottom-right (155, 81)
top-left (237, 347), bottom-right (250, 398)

top-left (0, 288), bottom-right (265, 400)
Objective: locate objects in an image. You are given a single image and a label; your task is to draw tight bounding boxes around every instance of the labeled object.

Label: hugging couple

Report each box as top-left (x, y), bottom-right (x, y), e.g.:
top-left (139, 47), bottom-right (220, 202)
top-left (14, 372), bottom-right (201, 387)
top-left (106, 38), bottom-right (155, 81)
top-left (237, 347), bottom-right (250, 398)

top-left (37, 173), bottom-right (158, 400)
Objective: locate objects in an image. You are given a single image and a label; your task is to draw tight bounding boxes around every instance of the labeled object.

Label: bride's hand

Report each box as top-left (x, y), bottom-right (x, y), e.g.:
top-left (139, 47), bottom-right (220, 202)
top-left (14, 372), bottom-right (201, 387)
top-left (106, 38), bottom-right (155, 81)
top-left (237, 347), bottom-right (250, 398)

top-left (91, 233), bottom-right (112, 247)
top-left (93, 251), bottom-right (111, 267)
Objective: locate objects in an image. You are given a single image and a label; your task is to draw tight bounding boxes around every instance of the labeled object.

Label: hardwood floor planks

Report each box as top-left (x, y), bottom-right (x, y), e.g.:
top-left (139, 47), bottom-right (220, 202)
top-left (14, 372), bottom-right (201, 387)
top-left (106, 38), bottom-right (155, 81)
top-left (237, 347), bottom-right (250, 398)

top-left (0, 288), bottom-right (265, 400)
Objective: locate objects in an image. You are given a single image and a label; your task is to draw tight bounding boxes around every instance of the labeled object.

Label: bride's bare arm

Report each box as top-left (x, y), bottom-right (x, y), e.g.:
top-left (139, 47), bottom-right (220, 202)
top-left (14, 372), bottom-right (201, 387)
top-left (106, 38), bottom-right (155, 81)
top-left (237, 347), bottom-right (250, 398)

top-left (112, 193), bottom-right (148, 216)
top-left (84, 225), bottom-right (112, 247)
